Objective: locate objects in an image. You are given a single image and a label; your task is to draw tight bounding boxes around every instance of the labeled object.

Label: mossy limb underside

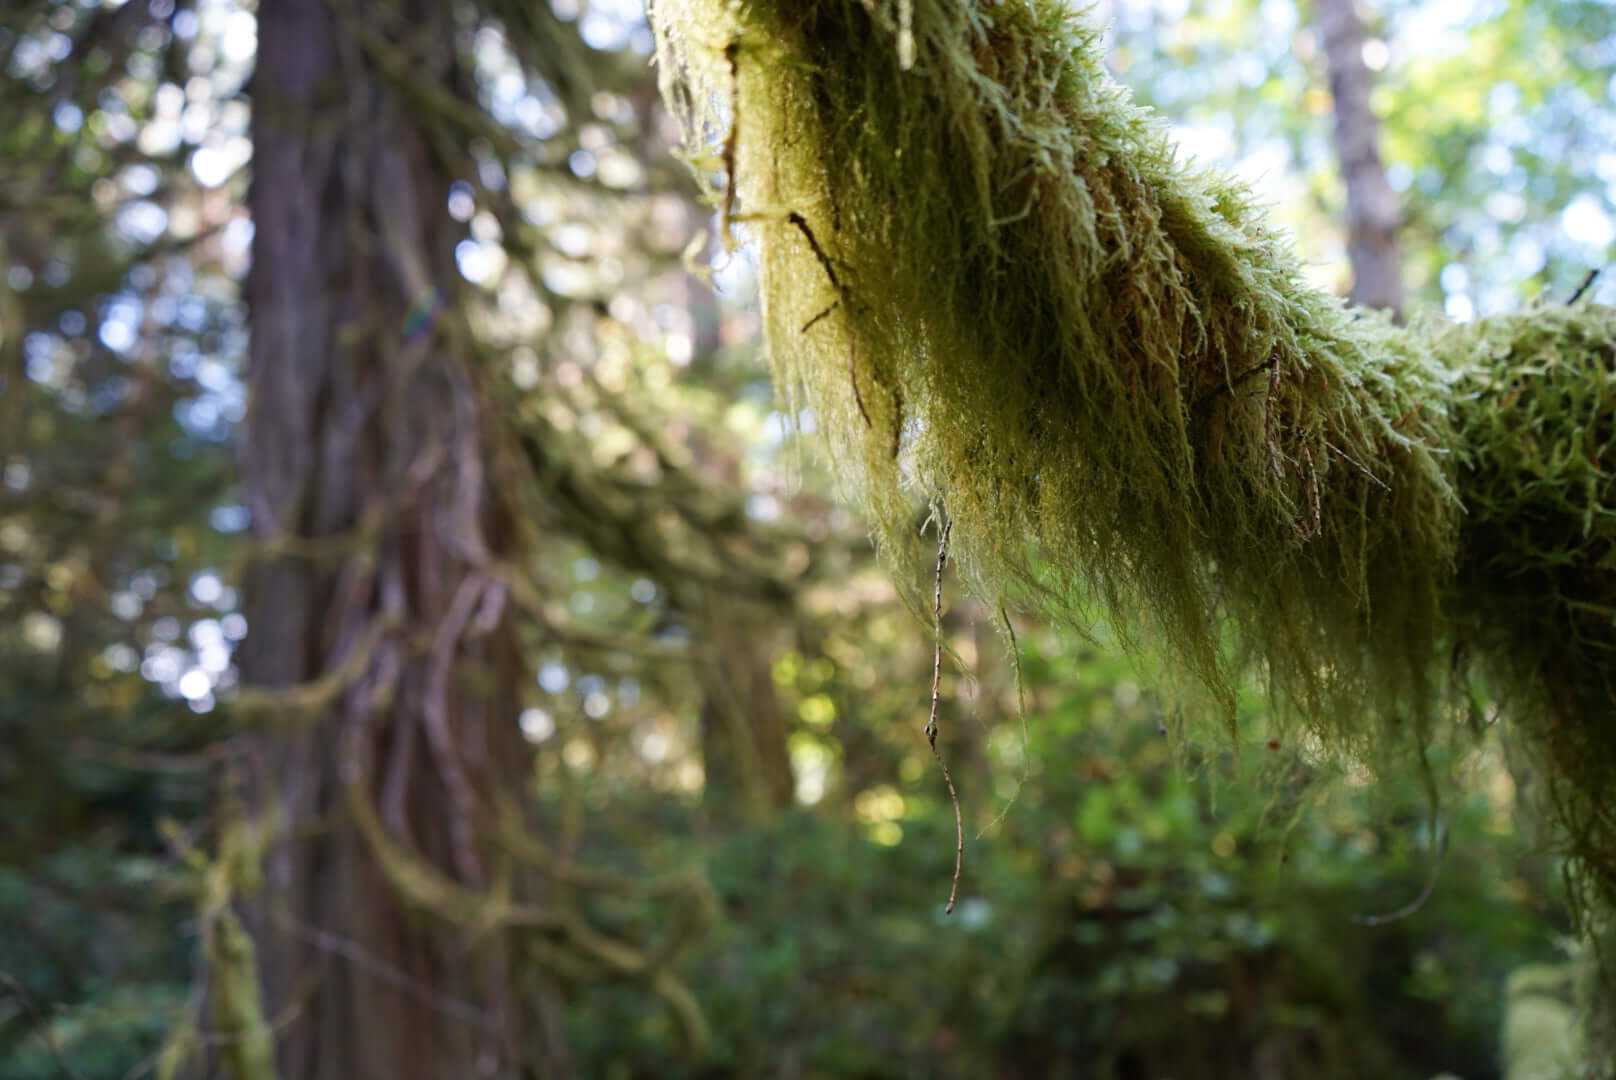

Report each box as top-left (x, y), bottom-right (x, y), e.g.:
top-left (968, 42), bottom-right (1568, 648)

top-left (651, 0), bottom-right (1616, 912)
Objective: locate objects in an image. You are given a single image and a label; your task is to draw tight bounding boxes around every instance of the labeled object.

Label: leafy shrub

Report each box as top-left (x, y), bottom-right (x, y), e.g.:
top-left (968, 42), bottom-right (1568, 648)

top-left (570, 694), bottom-right (1563, 1079)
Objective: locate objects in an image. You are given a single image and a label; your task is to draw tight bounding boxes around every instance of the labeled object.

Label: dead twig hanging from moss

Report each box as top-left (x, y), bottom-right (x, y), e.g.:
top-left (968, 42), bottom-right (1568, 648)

top-left (926, 517), bottom-right (963, 915)
top-left (1352, 813), bottom-right (1449, 927)
top-left (1568, 268), bottom-right (1600, 305)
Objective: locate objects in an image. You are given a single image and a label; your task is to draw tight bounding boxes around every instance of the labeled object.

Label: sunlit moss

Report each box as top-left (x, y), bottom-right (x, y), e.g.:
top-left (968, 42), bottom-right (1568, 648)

top-left (651, 0), bottom-right (1616, 916)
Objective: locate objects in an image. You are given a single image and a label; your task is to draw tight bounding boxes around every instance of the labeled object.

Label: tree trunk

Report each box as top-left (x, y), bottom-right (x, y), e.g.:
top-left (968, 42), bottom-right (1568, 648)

top-left (239, 2), bottom-right (571, 1076)
top-left (1318, 0), bottom-right (1405, 314)
top-left (697, 602), bottom-right (795, 815)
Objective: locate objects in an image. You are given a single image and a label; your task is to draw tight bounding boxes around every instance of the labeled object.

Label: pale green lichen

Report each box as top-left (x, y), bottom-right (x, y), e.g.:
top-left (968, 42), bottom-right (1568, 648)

top-left (651, 0), bottom-right (1616, 913)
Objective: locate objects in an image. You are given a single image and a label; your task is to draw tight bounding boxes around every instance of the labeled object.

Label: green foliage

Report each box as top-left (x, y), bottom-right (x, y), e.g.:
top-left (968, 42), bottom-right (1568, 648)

top-left (0, 849), bottom-right (192, 1078)
top-left (567, 688), bottom-right (1562, 1078)
top-left (0, 4), bottom-right (260, 1073)
top-left (1373, 0), bottom-right (1616, 311)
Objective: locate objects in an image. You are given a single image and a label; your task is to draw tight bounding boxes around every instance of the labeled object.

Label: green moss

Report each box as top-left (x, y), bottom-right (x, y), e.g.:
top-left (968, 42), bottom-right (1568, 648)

top-left (651, 0), bottom-right (1616, 914)
top-left (206, 911), bottom-right (276, 1080)
top-left (1443, 306), bottom-right (1616, 909)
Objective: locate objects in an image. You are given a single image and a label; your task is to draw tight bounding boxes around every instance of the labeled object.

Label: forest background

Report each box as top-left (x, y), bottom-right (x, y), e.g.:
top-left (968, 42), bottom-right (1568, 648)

top-left (2, 0), bottom-right (1616, 1077)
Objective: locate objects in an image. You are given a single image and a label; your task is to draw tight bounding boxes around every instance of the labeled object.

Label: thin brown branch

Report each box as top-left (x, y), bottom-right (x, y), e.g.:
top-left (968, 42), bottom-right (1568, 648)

top-left (801, 300), bottom-right (839, 334)
top-left (1192, 353), bottom-right (1276, 412)
top-left (925, 518), bottom-right (963, 914)
top-left (1569, 268), bottom-right (1600, 305)
top-left (277, 914), bottom-right (496, 1030)
top-left (1265, 352), bottom-right (1284, 481)
top-left (69, 737), bottom-right (242, 774)
top-left (848, 334), bottom-right (872, 429)
top-left (1327, 439), bottom-right (1392, 492)
top-left (785, 211), bottom-right (873, 430)
top-left (786, 211), bottom-right (842, 292)
top-left (720, 42), bottom-right (740, 245)
top-left (1352, 813), bottom-right (1448, 926)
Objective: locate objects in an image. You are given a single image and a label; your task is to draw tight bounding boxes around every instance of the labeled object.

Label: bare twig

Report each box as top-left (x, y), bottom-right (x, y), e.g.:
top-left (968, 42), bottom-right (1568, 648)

top-left (1327, 439), bottom-right (1392, 492)
top-left (800, 301), bottom-right (838, 334)
top-left (1265, 351), bottom-right (1284, 482)
top-left (1192, 353), bottom-right (1276, 412)
top-left (890, 388), bottom-right (905, 461)
top-left (720, 42), bottom-right (740, 246)
top-left (1304, 445), bottom-right (1322, 537)
top-left (1352, 813), bottom-right (1448, 926)
top-left (847, 335), bottom-right (872, 428)
top-left (70, 737), bottom-right (242, 774)
top-left (279, 914), bottom-right (496, 1029)
top-left (1569, 268), bottom-right (1600, 305)
top-left (925, 518), bottom-right (963, 914)
top-left (786, 211), bottom-right (873, 429)
top-left (786, 212), bottom-right (841, 292)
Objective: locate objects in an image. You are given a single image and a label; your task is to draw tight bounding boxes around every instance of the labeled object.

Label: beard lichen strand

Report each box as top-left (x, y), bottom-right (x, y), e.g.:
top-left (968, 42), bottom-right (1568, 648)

top-left (654, 0), bottom-right (1616, 917)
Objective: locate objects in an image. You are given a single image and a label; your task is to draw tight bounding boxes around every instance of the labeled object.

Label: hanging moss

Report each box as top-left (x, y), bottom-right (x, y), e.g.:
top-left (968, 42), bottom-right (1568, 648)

top-left (650, 0), bottom-right (1616, 911)
top-left (1443, 306), bottom-right (1616, 909)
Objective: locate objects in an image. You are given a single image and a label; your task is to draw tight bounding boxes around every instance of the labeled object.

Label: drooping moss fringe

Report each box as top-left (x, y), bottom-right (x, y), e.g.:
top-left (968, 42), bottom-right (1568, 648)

top-left (652, 0), bottom-right (1616, 911)
top-left (1446, 307), bottom-right (1616, 915)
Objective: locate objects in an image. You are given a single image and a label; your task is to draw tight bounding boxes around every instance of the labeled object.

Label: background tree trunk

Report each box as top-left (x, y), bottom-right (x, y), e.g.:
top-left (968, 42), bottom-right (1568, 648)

top-left (1318, 0), bottom-right (1406, 314)
top-left (698, 604), bottom-right (795, 816)
top-left (240, 2), bottom-right (570, 1075)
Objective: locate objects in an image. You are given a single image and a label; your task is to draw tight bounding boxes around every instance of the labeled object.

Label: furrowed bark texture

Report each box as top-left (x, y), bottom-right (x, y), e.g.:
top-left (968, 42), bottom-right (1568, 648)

top-left (241, 2), bottom-right (571, 1075)
top-left (1318, 0), bottom-right (1405, 314)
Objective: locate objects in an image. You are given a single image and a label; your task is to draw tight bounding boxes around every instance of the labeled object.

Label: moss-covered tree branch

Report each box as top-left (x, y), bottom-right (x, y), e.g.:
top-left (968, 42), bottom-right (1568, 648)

top-left (650, 0), bottom-right (1616, 911)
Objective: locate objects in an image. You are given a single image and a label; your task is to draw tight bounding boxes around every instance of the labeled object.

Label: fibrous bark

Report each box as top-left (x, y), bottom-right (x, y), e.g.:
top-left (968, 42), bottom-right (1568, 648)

top-left (241, 1), bottom-right (571, 1075)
